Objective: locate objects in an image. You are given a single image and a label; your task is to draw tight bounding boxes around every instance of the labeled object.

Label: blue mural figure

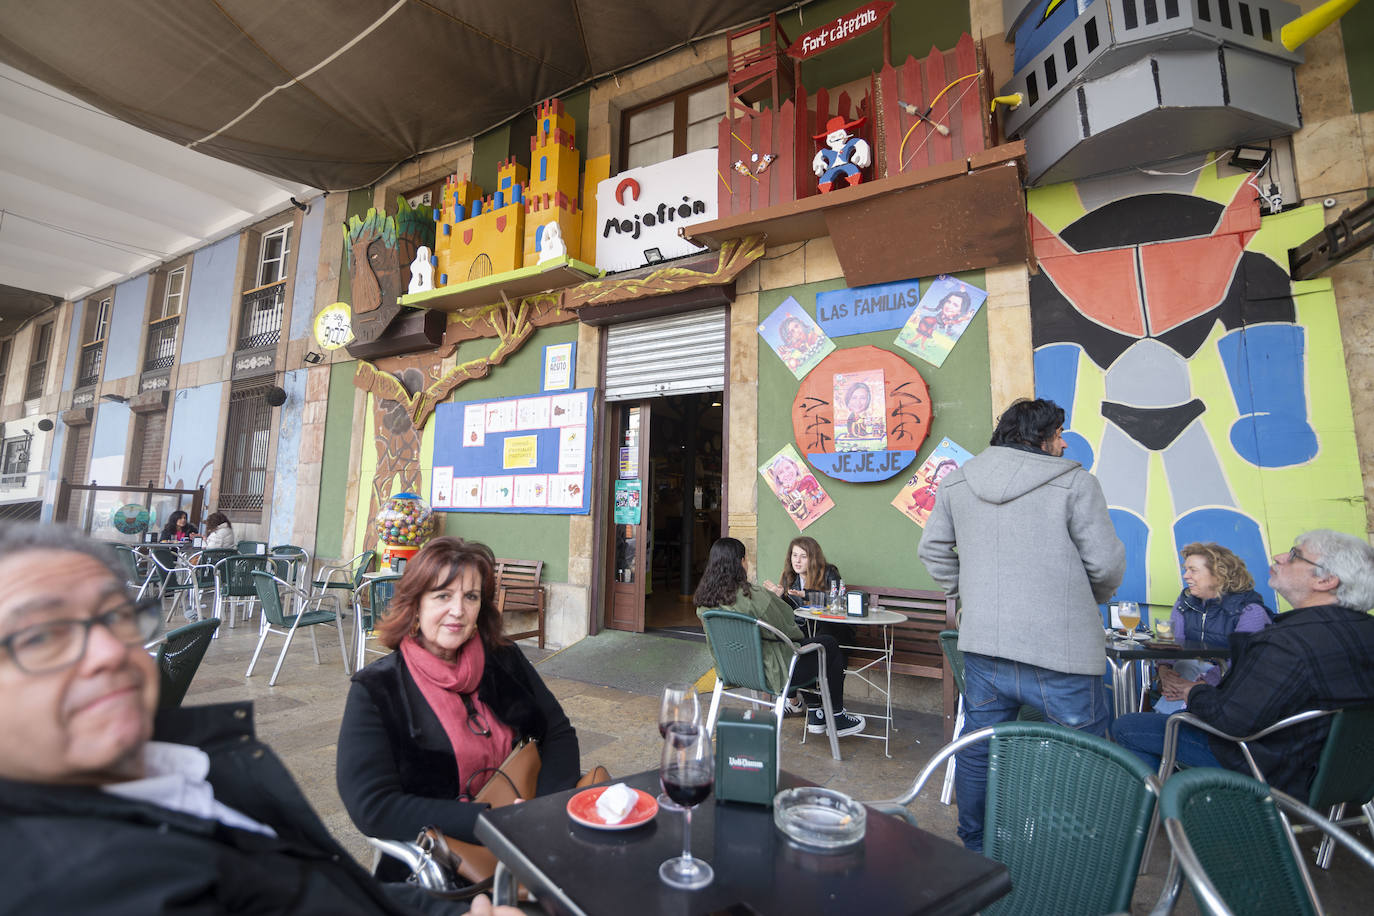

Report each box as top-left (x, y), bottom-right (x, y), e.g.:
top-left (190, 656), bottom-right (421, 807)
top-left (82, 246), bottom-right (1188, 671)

top-left (1030, 175), bottom-right (1315, 610)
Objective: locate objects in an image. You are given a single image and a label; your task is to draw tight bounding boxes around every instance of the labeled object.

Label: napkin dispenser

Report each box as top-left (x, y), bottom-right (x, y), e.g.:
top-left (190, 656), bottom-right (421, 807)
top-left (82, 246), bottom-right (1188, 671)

top-left (714, 708), bottom-right (777, 806)
top-left (845, 590), bottom-right (868, 618)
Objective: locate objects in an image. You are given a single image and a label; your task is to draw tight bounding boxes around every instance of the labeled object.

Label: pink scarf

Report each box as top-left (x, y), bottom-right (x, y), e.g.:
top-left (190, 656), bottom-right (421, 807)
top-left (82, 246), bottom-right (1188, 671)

top-left (400, 636), bottom-right (516, 796)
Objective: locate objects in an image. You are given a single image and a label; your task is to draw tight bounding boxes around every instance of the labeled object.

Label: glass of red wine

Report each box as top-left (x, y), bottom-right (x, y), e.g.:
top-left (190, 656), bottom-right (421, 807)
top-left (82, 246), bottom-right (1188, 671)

top-left (657, 683), bottom-right (700, 810)
top-left (659, 722), bottom-right (714, 890)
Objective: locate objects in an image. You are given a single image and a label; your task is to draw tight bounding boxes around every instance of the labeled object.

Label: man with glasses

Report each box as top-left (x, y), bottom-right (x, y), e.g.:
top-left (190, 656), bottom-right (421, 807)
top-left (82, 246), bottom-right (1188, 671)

top-left (0, 523), bottom-right (516, 915)
top-left (1111, 529), bottom-right (1374, 800)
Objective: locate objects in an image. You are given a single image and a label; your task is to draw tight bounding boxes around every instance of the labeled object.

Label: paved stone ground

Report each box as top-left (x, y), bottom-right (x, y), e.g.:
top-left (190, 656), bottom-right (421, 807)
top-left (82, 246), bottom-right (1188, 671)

top-left (175, 610), bottom-right (1373, 914)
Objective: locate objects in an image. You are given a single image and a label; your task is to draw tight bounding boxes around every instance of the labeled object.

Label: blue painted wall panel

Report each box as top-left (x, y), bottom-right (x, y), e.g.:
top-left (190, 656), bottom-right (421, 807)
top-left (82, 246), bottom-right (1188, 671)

top-left (103, 275), bottom-right (148, 381)
top-left (182, 235), bottom-right (240, 364)
top-left (268, 369), bottom-right (306, 541)
top-left (290, 203), bottom-right (324, 340)
top-left (89, 401), bottom-right (131, 484)
top-left (165, 382), bottom-right (224, 492)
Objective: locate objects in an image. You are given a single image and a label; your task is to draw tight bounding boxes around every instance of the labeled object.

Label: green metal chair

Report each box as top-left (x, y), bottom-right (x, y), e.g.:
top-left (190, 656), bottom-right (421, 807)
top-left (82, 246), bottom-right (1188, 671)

top-left (700, 609), bottom-right (841, 762)
top-left (353, 572), bottom-right (400, 671)
top-left (236, 539), bottom-right (269, 556)
top-left (216, 554), bottom-right (272, 627)
top-left (269, 544), bottom-right (310, 589)
top-left (153, 618), bottom-right (221, 707)
top-left (872, 721), bottom-right (1158, 916)
top-left (312, 549), bottom-right (375, 603)
top-left (1160, 768), bottom-right (1374, 916)
top-left (147, 546), bottom-right (217, 624)
top-left (247, 570), bottom-right (349, 687)
top-left (114, 545), bottom-right (157, 600)
top-left (937, 629), bottom-right (1043, 805)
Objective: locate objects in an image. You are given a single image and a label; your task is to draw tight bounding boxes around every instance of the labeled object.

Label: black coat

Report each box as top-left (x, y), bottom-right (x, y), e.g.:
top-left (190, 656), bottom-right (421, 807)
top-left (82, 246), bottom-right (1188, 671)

top-left (336, 642), bottom-right (580, 867)
top-left (0, 703), bottom-right (440, 915)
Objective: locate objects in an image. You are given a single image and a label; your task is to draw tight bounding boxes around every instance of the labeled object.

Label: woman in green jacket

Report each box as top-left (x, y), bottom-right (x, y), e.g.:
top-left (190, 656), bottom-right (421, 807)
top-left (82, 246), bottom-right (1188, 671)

top-left (694, 537), bottom-right (866, 737)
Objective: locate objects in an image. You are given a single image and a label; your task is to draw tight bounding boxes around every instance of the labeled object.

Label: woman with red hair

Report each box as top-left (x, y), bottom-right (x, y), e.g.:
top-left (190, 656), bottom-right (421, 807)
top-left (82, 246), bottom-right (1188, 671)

top-left (336, 536), bottom-right (580, 881)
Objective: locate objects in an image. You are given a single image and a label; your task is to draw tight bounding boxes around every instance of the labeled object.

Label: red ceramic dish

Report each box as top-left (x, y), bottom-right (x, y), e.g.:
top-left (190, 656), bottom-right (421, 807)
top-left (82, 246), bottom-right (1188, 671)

top-left (566, 786), bottom-right (659, 830)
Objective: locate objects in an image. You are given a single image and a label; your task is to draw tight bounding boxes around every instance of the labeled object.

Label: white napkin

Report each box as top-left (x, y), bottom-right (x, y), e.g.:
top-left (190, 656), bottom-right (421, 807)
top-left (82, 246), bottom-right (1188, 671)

top-left (595, 782), bottom-right (637, 824)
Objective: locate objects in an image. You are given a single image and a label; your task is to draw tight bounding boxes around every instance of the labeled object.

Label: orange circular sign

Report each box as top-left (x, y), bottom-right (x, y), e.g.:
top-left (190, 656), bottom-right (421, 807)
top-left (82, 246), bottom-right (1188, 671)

top-left (791, 345), bottom-right (931, 481)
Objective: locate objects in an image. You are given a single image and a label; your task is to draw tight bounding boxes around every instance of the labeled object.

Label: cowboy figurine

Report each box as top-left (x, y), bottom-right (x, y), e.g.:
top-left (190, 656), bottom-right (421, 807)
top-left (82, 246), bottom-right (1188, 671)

top-left (811, 115), bottom-right (871, 193)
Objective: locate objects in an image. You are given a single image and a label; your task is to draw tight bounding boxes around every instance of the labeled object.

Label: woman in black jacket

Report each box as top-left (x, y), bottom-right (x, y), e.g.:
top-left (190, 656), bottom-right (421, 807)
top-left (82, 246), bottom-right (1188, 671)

top-left (336, 537), bottom-right (579, 880)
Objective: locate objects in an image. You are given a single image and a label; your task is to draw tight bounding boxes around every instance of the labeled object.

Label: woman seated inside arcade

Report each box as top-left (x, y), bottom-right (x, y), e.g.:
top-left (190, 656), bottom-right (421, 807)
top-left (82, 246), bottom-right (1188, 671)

top-left (697, 537), bottom-right (866, 738)
top-left (336, 536), bottom-right (581, 880)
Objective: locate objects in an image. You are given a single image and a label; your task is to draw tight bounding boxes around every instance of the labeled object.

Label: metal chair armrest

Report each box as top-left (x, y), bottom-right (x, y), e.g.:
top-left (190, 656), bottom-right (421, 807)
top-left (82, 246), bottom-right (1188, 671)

top-left (867, 801), bottom-right (918, 826)
top-left (871, 725), bottom-right (997, 809)
top-left (1271, 788), bottom-right (1374, 871)
top-left (1162, 709), bottom-right (1338, 782)
top-left (754, 617), bottom-right (805, 651)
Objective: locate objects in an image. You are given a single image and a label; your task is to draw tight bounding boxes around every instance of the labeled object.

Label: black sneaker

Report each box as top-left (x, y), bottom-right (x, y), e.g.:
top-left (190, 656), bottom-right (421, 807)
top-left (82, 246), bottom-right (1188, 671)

top-left (807, 709), bottom-right (867, 737)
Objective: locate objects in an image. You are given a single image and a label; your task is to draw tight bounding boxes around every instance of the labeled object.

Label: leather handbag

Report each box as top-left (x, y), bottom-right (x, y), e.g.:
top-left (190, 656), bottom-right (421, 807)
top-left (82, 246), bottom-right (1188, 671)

top-left (442, 740), bottom-right (610, 887)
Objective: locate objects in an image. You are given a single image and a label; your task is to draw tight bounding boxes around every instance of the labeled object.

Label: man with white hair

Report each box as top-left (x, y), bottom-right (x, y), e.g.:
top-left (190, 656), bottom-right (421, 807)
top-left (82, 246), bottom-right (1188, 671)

top-left (0, 522), bottom-right (516, 915)
top-left (1112, 529), bottom-right (1374, 800)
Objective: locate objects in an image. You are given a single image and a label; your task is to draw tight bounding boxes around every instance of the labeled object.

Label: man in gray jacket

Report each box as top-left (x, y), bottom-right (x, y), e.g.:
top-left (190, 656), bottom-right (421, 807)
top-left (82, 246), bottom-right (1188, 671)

top-left (918, 398), bottom-right (1125, 851)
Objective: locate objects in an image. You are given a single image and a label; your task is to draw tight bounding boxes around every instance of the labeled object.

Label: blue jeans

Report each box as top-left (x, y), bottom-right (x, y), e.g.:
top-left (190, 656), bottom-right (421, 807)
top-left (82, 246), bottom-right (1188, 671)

top-left (1110, 711), bottom-right (1221, 772)
top-left (955, 653), bottom-right (1109, 852)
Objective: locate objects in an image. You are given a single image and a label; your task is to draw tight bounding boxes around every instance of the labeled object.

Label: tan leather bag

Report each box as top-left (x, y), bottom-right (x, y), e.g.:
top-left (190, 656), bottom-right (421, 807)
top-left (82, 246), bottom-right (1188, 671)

top-left (442, 740), bottom-right (610, 885)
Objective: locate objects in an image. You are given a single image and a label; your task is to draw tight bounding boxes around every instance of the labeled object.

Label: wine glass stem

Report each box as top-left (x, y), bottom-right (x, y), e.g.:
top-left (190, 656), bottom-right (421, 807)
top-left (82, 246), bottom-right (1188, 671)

top-left (681, 806), bottom-right (693, 863)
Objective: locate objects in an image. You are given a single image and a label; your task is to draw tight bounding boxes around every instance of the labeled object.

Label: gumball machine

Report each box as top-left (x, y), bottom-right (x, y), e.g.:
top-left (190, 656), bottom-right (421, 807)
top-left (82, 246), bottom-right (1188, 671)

top-left (374, 492), bottom-right (437, 570)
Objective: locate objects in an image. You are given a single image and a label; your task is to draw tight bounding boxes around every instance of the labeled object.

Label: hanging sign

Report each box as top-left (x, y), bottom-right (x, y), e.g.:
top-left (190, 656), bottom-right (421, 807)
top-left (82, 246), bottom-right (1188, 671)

top-left (815, 278), bottom-right (921, 337)
top-left (787, 1), bottom-right (894, 60)
top-left (595, 149), bottom-right (718, 271)
top-left (314, 303), bottom-right (355, 350)
top-left (791, 345), bottom-right (931, 482)
top-left (614, 479), bottom-right (642, 524)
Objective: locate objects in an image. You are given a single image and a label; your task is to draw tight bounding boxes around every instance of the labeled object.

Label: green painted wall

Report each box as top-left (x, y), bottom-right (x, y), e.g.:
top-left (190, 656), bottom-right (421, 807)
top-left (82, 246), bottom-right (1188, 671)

top-left (757, 273), bottom-right (992, 590)
top-left (317, 360), bottom-right (360, 561)
top-left (779, 0), bottom-right (972, 96)
top-left (428, 322), bottom-right (582, 582)
top-left (1344, 2), bottom-right (1374, 114)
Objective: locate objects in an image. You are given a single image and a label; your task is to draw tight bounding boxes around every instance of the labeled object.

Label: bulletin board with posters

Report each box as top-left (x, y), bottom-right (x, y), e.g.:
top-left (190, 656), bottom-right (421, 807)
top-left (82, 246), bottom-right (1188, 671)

top-left (431, 389), bottom-right (594, 514)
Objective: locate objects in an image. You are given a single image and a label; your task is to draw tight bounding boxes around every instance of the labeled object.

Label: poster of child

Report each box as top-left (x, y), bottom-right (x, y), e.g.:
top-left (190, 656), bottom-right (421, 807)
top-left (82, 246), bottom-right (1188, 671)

top-left (891, 438), bottom-right (973, 527)
top-left (833, 369), bottom-right (887, 451)
top-left (758, 296), bottom-right (835, 380)
top-left (759, 444), bottom-right (835, 531)
top-left (894, 275), bottom-right (988, 368)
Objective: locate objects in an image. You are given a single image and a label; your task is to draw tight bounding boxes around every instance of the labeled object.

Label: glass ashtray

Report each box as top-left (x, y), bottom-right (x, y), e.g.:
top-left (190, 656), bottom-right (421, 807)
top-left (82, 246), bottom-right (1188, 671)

top-left (773, 786), bottom-right (866, 851)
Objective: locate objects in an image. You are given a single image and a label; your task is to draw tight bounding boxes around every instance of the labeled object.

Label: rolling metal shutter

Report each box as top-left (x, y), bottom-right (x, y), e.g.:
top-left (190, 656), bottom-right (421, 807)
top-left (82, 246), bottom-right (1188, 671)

top-left (603, 307), bottom-right (726, 402)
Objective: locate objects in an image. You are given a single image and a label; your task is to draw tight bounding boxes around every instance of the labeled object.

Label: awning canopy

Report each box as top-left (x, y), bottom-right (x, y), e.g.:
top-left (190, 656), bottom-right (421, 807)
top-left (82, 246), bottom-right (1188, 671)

top-left (0, 0), bottom-right (799, 311)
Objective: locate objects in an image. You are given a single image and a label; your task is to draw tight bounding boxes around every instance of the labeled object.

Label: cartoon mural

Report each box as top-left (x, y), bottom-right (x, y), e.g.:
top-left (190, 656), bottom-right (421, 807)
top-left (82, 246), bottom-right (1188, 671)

top-left (1029, 161), bottom-right (1365, 609)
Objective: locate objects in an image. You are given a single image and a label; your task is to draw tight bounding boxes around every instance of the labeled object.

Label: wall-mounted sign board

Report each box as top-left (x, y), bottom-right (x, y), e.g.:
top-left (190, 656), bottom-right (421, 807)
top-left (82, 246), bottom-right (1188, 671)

top-left (431, 388), bottom-right (593, 514)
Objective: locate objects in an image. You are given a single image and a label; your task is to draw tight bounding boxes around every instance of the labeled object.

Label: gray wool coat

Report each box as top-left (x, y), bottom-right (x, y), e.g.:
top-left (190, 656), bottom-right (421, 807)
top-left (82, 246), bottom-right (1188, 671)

top-left (917, 445), bottom-right (1125, 676)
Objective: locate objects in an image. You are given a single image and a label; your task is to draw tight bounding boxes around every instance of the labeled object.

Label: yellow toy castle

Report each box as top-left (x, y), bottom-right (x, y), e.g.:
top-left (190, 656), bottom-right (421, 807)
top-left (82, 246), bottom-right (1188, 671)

top-left (432, 98), bottom-right (584, 287)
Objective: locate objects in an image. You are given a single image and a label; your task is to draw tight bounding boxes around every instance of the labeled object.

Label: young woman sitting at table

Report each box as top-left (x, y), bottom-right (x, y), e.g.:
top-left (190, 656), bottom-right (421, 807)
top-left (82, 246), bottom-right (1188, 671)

top-left (697, 537), bottom-right (866, 737)
top-left (335, 536), bottom-right (582, 882)
top-left (201, 511), bottom-right (235, 549)
top-left (158, 510), bottom-right (196, 542)
top-left (764, 535), bottom-right (855, 696)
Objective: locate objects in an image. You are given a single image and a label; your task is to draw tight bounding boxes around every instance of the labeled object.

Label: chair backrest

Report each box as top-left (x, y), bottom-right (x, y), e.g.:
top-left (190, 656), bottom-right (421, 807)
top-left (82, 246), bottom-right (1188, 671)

top-left (1307, 704), bottom-right (1374, 810)
top-left (221, 555), bottom-right (271, 598)
top-left (938, 629), bottom-right (966, 696)
top-left (236, 540), bottom-right (269, 556)
top-left (113, 545), bottom-right (143, 584)
top-left (250, 570), bottom-right (291, 627)
top-left (351, 550), bottom-right (376, 589)
top-left (981, 722), bottom-right (1157, 916)
top-left (700, 610), bottom-right (771, 694)
top-left (1160, 768), bottom-right (1317, 916)
top-left (360, 573), bottom-right (401, 628)
top-left (156, 618), bottom-right (221, 708)
top-left (148, 546), bottom-right (180, 576)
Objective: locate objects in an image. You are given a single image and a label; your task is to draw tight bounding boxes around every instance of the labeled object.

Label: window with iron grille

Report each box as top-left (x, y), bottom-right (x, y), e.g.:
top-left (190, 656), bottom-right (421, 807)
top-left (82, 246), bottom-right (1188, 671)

top-left (219, 381), bottom-right (273, 514)
top-left (77, 293), bottom-right (111, 388)
top-left (238, 225), bottom-right (291, 351)
top-left (24, 322), bottom-right (53, 400)
top-left (146, 264), bottom-right (187, 372)
top-left (621, 78), bottom-right (727, 170)
top-left (1, 435), bottom-right (30, 489)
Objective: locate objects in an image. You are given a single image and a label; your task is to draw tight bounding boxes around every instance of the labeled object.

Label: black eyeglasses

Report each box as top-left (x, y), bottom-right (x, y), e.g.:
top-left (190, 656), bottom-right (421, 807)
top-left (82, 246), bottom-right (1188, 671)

top-left (1287, 546), bottom-right (1326, 571)
top-left (0, 599), bottom-right (161, 674)
top-left (460, 692), bottom-right (492, 738)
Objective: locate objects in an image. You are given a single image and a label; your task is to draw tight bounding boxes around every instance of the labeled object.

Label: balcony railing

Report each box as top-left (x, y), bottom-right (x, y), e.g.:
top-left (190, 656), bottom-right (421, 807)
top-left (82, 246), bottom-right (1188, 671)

top-left (77, 342), bottom-right (104, 388)
top-left (144, 315), bottom-right (180, 372)
top-left (237, 280), bottom-right (286, 351)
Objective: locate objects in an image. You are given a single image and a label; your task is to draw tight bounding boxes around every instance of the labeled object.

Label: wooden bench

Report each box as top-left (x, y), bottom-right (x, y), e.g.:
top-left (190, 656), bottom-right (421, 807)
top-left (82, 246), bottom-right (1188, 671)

top-left (845, 584), bottom-right (959, 740)
top-left (494, 558), bottom-right (546, 648)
